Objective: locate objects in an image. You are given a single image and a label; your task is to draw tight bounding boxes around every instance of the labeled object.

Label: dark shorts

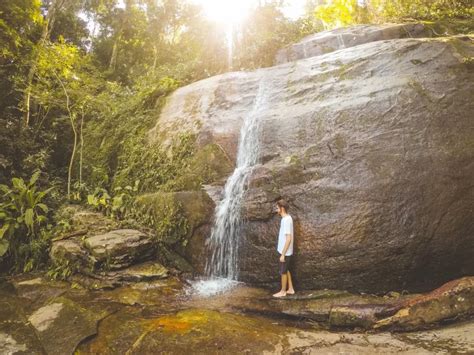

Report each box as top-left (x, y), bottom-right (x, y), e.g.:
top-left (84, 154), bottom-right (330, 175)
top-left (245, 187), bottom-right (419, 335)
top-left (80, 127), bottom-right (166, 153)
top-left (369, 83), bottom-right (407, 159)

top-left (279, 255), bottom-right (292, 275)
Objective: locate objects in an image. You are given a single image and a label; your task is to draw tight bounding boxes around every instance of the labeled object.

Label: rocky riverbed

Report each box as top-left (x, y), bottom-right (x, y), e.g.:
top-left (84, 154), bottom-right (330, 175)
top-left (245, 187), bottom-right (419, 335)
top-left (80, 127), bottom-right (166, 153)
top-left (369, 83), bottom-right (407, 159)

top-left (1, 271), bottom-right (473, 354)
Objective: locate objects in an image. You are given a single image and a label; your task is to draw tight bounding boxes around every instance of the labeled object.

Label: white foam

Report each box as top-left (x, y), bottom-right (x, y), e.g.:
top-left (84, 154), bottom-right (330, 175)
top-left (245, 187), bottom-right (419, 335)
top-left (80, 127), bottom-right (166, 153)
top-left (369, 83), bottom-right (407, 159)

top-left (187, 277), bottom-right (241, 297)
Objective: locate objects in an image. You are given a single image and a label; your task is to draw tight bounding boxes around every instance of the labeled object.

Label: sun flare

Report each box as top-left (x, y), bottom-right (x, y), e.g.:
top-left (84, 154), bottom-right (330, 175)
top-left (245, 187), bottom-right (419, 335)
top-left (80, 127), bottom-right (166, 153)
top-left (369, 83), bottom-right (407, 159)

top-left (191, 0), bottom-right (255, 24)
top-left (190, 0), bottom-right (306, 69)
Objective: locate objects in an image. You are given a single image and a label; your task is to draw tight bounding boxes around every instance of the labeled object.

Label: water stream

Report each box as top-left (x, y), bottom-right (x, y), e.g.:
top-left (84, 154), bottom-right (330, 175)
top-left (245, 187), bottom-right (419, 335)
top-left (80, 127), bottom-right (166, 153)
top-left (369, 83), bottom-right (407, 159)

top-left (191, 74), bottom-right (269, 296)
top-left (336, 33), bottom-right (346, 49)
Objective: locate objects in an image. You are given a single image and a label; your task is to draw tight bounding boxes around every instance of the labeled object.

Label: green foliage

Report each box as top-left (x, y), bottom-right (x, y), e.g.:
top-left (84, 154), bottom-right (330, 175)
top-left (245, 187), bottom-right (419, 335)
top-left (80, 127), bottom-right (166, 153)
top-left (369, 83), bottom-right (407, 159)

top-left (46, 257), bottom-right (74, 280)
top-left (313, 0), bottom-right (474, 29)
top-left (90, 0), bottom-right (229, 84)
top-left (0, 170), bottom-right (53, 272)
top-left (367, 0), bottom-right (474, 22)
top-left (86, 187), bottom-right (111, 213)
top-left (0, 0), bottom-right (42, 60)
top-left (77, 61), bottom-right (200, 197)
top-left (233, 3), bottom-right (323, 69)
top-left (110, 182), bottom-right (140, 218)
top-left (315, 0), bottom-right (358, 29)
top-left (113, 132), bottom-right (197, 194)
top-left (86, 180), bottom-right (139, 219)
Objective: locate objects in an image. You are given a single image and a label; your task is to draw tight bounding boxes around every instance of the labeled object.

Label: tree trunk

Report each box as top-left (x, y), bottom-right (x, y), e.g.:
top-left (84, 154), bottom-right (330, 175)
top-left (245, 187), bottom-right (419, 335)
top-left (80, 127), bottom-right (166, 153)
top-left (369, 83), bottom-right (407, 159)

top-left (109, 37), bottom-right (119, 71)
top-left (53, 70), bottom-right (76, 200)
top-left (23, 0), bottom-right (68, 128)
top-left (79, 107), bottom-right (84, 186)
top-left (152, 45), bottom-right (158, 72)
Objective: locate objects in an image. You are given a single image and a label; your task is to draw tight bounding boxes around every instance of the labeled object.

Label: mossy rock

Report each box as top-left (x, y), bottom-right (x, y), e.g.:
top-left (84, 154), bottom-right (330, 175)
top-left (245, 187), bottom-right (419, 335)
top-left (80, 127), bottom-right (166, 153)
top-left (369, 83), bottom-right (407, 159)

top-left (133, 190), bottom-right (214, 246)
top-left (172, 143), bottom-right (233, 190)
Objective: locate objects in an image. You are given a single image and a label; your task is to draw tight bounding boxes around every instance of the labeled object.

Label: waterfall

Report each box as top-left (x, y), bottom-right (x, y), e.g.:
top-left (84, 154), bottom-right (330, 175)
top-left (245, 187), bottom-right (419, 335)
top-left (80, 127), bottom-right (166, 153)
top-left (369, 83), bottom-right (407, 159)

top-left (190, 74), bottom-right (268, 296)
top-left (337, 34), bottom-right (346, 49)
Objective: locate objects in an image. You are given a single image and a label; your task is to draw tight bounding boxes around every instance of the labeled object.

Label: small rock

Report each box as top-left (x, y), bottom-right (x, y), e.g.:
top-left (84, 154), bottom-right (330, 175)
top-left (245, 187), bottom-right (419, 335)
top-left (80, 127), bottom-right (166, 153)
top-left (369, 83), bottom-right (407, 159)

top-left (83, 229), bottom-right (156, 269)
top-left (50, 238), bottom-right (89, 270)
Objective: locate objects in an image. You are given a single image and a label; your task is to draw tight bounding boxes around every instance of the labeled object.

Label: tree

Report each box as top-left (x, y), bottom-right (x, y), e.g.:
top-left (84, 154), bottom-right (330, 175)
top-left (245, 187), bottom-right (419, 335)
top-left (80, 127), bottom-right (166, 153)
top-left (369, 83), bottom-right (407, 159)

top-left (23, 0), bottom-right (73, 127)
top-left (0, 0), bottom-right (42, 118)
top-left (233, 1), bottom-right (322, 70)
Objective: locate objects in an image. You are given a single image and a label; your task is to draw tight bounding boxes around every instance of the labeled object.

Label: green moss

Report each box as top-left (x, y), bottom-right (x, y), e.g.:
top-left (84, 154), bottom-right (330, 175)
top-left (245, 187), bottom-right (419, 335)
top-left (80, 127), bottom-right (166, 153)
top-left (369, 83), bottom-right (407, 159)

top-left (284, 154), bottom-right (300, 165)
top-left (171, 143), bottom-right (233, 191)
top-left (272, 155), bottom-right (308, 190)
top-left (321, 44), bottom-right (337, 54)
top-left (312, 61), bottom-right (358, 84)
top-left (131, 190), bottom-right (213, 248)
top-left (407, 79), bottom-right (434, 103)
top-left (446, 37), bottom-right (474, 73)
top-left (130, 193), bottom-right (188, 247)
top-left (337, 63), bottom-right (354, 81)
top-left (183, 92), bottom-right (202, 117)
top-left (333, 133), bottom-right (347, 156)
top-left (461, 57), bottom-right (474, 73)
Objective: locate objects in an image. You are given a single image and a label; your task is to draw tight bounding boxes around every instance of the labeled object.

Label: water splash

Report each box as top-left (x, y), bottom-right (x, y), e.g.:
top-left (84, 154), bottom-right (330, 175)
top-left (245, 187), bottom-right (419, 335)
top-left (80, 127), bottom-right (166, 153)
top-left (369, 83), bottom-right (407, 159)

top-left (190, 74), bottom-right (269, 296)
top-left (186, 277), bottom-right (241, 297)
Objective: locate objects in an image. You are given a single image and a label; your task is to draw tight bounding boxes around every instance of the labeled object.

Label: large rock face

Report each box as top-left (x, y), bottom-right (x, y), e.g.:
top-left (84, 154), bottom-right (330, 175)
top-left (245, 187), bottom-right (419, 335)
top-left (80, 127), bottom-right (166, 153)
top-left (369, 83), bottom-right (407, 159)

top-left (148, 24), bottom-right (474, 293)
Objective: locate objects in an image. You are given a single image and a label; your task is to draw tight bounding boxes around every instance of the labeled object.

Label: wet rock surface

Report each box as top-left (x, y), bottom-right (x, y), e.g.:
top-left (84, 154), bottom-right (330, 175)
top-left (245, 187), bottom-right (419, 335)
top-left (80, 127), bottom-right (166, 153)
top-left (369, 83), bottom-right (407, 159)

top-left (0, 281), bottom-right (45, 355)
top-left (1, 273), bottom-right (473, 354)
top-left (27, 296), bottom-right (106, 355)
top-left (148, 24), bottom-right (474, 292)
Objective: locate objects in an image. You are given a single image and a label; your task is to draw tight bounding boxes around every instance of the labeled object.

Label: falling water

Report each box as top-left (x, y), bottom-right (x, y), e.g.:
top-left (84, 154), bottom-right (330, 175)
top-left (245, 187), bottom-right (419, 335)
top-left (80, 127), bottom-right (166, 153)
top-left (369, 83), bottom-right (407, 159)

top-left (226, 23), bottom-right (233, 70)
top-left (336, 34), bottom-right (346, 49)
top-left (190, 75), bottom-right (268, 296)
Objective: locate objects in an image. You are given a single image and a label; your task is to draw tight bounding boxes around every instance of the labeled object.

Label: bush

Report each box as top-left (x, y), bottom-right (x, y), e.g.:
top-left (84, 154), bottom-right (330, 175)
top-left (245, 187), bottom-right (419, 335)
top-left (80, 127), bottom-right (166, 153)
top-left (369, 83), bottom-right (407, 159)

top-left (0, 171), bottom-right (53, 273)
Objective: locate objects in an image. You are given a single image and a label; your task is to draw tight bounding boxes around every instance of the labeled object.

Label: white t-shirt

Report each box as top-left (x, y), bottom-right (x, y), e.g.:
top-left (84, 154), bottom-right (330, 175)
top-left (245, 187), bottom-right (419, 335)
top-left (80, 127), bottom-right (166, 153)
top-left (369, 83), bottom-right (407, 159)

top-left (277, 215), bottom-right (294, 256)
